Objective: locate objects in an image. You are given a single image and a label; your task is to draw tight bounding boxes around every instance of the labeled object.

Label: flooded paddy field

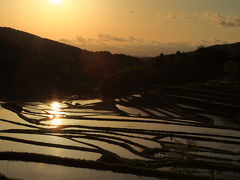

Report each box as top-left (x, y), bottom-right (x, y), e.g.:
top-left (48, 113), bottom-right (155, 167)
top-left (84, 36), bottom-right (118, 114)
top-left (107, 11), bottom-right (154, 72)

top-left (0, 83), bottom-right (240, 179)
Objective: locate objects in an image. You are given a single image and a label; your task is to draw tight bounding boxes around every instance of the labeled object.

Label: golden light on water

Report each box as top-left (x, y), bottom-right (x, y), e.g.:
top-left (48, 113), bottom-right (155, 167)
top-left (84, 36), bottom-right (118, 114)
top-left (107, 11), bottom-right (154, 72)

top-left (51, 102), bottom-right (61, 111)
top-left (52, 118), bottom-right (62, 126)
top-left (48, 114), bottom-right (63, 119)
top-left (49, 102), bottom-right (64, 126)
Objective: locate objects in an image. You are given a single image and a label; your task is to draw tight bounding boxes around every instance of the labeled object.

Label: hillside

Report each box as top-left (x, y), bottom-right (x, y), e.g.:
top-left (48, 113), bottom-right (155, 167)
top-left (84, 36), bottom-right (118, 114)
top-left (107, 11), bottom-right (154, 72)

top-left (209, 41), bottom-right (240, 57)
top-left (100, 42), bottom-right (240, 99)
top-left (1, 27), bottom-right (240, 100)
top-left (0, 27), bottom-right (142, 100)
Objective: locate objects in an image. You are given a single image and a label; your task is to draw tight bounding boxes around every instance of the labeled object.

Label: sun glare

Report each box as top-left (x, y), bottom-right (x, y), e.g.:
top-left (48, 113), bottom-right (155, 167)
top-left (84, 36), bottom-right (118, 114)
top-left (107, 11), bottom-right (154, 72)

top-left (49, 0), bottom-right (62, 4)
top-left (52, 118), bottom-right (62, 126)
top-left (51, 102), bottom-right (61, 111)
top-left (48, 102), bottom-right (64, 126)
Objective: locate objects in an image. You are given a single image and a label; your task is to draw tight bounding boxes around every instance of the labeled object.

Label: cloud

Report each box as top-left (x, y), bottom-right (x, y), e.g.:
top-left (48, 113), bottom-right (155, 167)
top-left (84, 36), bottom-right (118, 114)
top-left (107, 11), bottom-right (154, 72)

top-left (162, 12), bottom-right (240, 28)
top-left (76, 36), bottom-right (86, 43)
top-left (59, 34), bottom-right (230, 57)
top-left (129, 10), bottom-right (134, 14)
top-left (166, 12), bottom-right (200, 22)
top-left (204, 13), bottom-right (240, 28)
top-left (189, 39), bottom-right (229, 47)
top-left (59, 38), bottom-right (74, 45)
top-left (98, 33), bottom-right (142, 43)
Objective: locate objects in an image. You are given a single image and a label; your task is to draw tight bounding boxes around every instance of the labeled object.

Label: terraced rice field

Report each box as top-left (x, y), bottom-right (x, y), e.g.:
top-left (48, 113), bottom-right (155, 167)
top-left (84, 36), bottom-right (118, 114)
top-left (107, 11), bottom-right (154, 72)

top-left (0, 83), bottom-right (240, 180)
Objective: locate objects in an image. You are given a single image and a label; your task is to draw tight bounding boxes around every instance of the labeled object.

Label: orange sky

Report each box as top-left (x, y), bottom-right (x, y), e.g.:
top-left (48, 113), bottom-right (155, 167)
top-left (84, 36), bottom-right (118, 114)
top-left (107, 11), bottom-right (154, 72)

top-left (1, 0), bottom-right (240, 56)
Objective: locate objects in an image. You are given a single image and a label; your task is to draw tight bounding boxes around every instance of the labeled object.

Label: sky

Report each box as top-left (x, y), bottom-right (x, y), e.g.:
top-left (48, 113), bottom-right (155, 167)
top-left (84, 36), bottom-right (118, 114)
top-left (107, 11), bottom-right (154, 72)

top-left (1, 0), bottom-right (240, 56)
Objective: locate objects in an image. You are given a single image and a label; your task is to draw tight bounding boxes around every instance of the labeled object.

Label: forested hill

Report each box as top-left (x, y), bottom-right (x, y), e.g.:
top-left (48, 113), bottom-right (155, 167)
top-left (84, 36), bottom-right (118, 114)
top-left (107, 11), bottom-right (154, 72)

top-left (0, 27), bottom-right (142, 100)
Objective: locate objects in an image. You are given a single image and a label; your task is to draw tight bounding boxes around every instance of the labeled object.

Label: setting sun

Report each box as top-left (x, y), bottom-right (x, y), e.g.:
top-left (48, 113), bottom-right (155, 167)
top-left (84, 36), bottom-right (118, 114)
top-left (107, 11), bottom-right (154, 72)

top-left (49, 0), bottom-right (62, 4)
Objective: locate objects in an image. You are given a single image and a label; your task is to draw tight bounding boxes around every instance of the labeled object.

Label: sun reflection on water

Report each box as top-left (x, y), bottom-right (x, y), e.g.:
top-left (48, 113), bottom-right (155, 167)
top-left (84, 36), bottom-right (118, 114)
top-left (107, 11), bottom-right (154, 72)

top-left (48, 102), bottom-right (65, 126)
top-left (52, 118), bottom-right (62, 126)
top-left (51, 102), bottom-right (62, 111)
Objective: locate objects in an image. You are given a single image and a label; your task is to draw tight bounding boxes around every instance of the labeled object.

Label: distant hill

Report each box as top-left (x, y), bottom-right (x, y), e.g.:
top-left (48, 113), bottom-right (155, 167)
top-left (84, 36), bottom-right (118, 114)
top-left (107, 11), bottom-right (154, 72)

top-left (0, 27), bottom-right (142, 100)
top-left (100, 41), bottom-right (240, 99)
top-left (208, 42), bottom-right (240, 58)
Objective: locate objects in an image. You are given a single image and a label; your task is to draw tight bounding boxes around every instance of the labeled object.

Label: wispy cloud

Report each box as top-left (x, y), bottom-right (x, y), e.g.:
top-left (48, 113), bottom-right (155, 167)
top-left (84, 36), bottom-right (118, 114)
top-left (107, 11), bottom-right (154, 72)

top-left (204, 13), bottom-right (240, 28)
top-left (162, 12), bottom-right (240, 29)
top-left (59, 34), bottom-right (230, 57)
top-left (166, 12), bottom-right (200, 22)
top-left (59, 38), bottom-right (74, 45)
top-left (98, 33), bottom-right (142, 43)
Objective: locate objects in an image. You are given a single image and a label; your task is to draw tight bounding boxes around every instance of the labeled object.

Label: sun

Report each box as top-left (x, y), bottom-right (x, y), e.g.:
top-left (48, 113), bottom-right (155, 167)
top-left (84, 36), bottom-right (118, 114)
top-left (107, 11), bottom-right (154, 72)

top-left (49, 0), bottom-right (63, 4)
